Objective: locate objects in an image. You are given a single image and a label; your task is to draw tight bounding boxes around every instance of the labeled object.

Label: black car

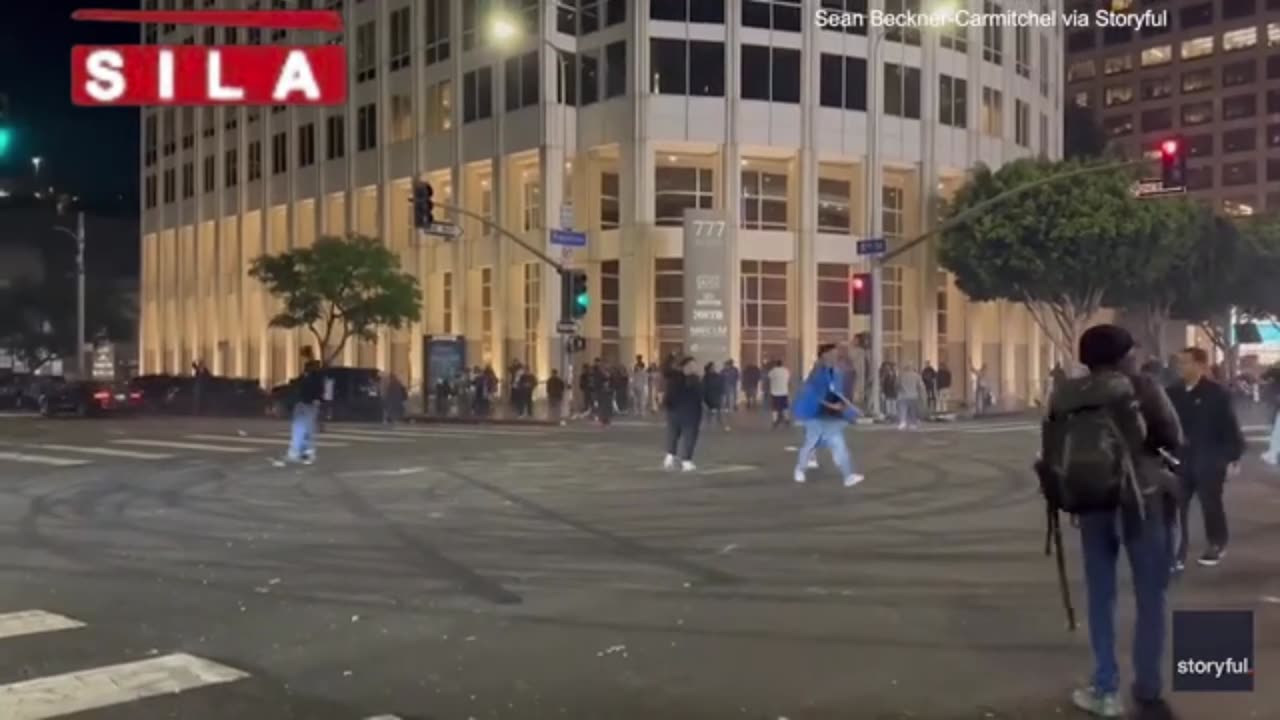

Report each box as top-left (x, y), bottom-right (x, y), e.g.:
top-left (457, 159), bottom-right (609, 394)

top-left (270, 366), bottom-right (382, 422)
top-left (39, 380), bottom-right (143, 417)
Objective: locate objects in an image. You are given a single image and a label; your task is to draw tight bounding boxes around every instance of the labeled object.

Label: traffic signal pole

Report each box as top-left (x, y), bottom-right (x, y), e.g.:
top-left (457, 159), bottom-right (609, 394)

top-left (430, 200), bottom-right (568, 276)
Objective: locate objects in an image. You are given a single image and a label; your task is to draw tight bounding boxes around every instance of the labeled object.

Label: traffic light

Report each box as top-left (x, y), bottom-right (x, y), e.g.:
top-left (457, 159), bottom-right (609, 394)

top-left (851, 272), bottom-right (872, 315)
top-left (0, 126), bottom-right (12, 158)
top-left (570, 271), bottom-right (589, 318)
top-left (1158, 136), bottom-right (1186, 189)
top-left (412, 181), bottom-right (434, 230)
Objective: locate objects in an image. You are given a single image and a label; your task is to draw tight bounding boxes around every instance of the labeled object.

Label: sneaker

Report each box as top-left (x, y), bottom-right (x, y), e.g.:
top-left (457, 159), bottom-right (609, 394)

top-left (897, 423), bottom-right (907, 431)
top-left (793, 470), bottom-right (807, 484)
top-left (270, 458), bottom-right (289, 468)
top-left (680, 460), bottom-right (696, 473)
top-left (843, 474), bottom-right (865, 488)
top-left (301, 455), bottom-right (315, 466)
top-left (1171, 559), bottom-right (1186, 574)
top-left (1197, 546), bottom-right (1226, 566)
top-left (1132, 697), bottom-right (1175, 720)
top-left (1071, 687), bottom-right (1125, 718)
top-left (662, 454), bottom-right (677, 471)
top-left (806, 458), bottom-right (820, 470)
top-left (1261, 452), bottom-right (1278, 466)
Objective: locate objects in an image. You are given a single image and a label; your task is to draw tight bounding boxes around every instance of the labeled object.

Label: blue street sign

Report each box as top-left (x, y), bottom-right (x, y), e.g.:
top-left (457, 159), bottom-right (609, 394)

top-left (550, 229), bottom-right (587, 247)
top-left (856, 237), bottom-right (887, 256)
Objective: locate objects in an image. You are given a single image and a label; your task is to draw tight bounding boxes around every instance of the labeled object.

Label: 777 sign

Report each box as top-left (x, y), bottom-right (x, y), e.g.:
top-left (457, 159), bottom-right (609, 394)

top-left (71, 8), bottom-right (347, 106)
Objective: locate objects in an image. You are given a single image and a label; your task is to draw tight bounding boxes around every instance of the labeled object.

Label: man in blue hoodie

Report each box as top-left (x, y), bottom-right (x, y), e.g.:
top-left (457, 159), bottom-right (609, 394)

top-left (793, 343), bottom-right (864, 488)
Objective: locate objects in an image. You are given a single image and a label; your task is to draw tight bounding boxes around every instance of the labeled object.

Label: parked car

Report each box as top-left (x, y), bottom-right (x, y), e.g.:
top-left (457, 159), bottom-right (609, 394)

top-left (0, 372), bottom-right (32, 410)
top-left (270, 366), bottom-right (382, 422)
top-left (38, 380), bottom-right (142, 417)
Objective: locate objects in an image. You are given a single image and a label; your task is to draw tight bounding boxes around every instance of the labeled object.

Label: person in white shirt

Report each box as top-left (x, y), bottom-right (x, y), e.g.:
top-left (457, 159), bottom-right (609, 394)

top-left (895, 364), bottom-right (927, 430)
top-left (767, 360), bottom-right (791, 428)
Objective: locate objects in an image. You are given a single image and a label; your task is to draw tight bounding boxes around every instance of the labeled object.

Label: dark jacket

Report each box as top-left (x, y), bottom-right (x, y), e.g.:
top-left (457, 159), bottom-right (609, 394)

top-left (1166, 377), bottom-right (1245, 475)
top-left (298, 363), bottom-right (325, 404)
top-left (546, 375), bottom-right (566, 400)
top-left (664, 373), bottom-right (704, 419)
top-left (703, 369), bottom-right (724, 406)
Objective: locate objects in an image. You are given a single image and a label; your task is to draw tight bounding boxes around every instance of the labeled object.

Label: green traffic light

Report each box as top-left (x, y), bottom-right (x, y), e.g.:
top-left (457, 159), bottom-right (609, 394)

top-left (0, 127), bottom-right (12, 157)
top-left (575, 292), bottom-right (589, 310)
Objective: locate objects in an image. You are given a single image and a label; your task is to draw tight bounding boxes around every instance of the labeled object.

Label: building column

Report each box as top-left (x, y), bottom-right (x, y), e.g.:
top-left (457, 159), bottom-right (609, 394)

top-left (620, 9), bottom-right (654, 361)
top-left (964, 300), bottom-right (984, 404)
top-left (999, 303), bottom-right (1017, 407)
top-left (722, 0), bottom-right (744, 366)
top-left (917, 27), bottom-right (940, 367)
top-left (1028, 311), bottom-right (1043, 404)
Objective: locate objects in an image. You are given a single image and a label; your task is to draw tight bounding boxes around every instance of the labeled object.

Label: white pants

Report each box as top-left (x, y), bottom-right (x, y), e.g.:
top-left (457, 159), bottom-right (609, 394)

top-left (1266, 409), bottom-right (1280, 462)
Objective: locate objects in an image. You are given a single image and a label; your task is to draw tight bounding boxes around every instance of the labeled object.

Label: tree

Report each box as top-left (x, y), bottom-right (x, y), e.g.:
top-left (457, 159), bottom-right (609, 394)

top-left (247, 234), bottom-right (422, 365)
top-left (0, 278), bottom-right (134, 373)
top-left (938, 158), bottom-right (1166, 360)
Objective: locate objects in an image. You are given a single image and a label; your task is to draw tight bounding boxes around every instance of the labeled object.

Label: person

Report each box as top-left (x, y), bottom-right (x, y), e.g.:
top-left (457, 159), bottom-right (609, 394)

top-left (631, 357), bottom-right (649, 416)
top-left (433, 374), bottom-right (452, 416)
top-left (973, 364), bottom-right (991, 415)
top-left (937, 361), bottom-right (953, 412)
top-left (702, 362), bottom-right (727, 430)
top-left (793, 343), bottom-right (863, 487)
top-left (742, 362), bottom-right (761, 410)
top-left (722, 359), bottom-right (740, 413)
top-left (594, 361), bottom-right (614, 426)
top-left (517, 368), bottom-right (538, 418)
top-left (662, 357), bottom-right (703, 472)
top-left (191, 360), bottom-right (211, 415)
top-left (1166, 347), bottom-right (1244, 569)
top-left (896, 363), bottom-right (926, 430)
top-left (879, 361), bottom-right (898, 419)
top-left (1041, 324), bottom-right (1182, 719)
top-left (921, 361), bottom-right (938, 413)
top-left (546, 369), bottom-right (566, 424)
top-left (767, 359), bottom-right (791, 428)
top-left (274, 346), bottom-right (325, 466)
top-left (381, 372), bottom-right (406, 424)
top-left (1262, 365), bottom-right (1280, 466)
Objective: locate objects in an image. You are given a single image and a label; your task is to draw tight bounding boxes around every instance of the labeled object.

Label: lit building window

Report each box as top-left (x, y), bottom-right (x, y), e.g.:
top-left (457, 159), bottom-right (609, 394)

top-left (654, 164), bottom-right (714, 227)
top-left (741, 169), bottom-right (788, 231)
top-left (817, 177), bottom-right (852, 233)
top-left (1103, 55), bottom-right (1132, 75)
top-left (522, 264), bottom-right (542, 373)
top-left (600, 172), bottom-right (620, 229)
top-left (1223, 199), bottom-right (1254, 217)
top-left (740, 260), bottom-right (790, 369)
top-left (522, 173), bottom-right (542, 232)
top-left (981, 86), bottom-right (1003, 137)
top-left (1222, 27), bottom-right (1257, 52)
top-left (1268, 22), bottom-right (1280, 48)
top-left (1104, 84), bottom-right (1134, 107)
top-left (1180, 35), bottom-right (1214, 60)
top-left (1140, 45), bottom-right (1172, 67)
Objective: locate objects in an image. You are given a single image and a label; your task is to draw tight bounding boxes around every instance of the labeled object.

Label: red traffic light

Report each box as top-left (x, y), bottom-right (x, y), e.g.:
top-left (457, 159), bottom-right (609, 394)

top-left (851, 276), bottom-right (866, 291)
top-left (1160, 139), bottom-right (1179, 156)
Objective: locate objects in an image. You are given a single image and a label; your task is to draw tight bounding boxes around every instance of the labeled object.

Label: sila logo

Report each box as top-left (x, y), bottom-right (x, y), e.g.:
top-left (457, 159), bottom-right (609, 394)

top-left (70, 9), bottom-right (347, 106)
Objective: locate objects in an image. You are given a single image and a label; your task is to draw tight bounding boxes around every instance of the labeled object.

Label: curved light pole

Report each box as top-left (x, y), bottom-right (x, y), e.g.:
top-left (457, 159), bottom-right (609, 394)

top-left (51, 213), bottom-right (86, 379)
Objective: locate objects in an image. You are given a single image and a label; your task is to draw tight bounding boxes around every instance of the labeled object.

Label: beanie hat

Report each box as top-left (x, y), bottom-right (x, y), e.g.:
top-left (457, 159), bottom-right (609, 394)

top-left (1078, 324), bottom-right (1134, 369)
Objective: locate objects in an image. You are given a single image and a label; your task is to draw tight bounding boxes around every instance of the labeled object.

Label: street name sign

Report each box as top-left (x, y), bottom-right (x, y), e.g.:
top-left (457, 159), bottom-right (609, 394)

top-left (550, 229), bottom-right (587, 247)
top-left (856, 237), bottom-right (887, 256)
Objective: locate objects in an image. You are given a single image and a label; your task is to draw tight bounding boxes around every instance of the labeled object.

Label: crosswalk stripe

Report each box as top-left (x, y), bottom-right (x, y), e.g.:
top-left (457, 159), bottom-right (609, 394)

top-left (0, 610), bottom-right (85, 641)
top-left (0, 652), bottom-right (249, 720)
top-left (35, 444), bottom-right (174, 460)
top-left (307, 432), bottom-right (410, 443)
top-left (0, 451), bottom-right (89, 467)
top-left (962, 424), bottom-right (1038, 434)
top-left (326, 428), bottom-right (485, 440)
top-left (184, 434), bottom-right (351, 448)
top-left (112, 439), bottom-right (256, 454)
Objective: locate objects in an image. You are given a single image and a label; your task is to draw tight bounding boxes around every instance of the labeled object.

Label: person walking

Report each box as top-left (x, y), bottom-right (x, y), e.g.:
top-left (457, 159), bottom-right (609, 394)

top-left (937, 361), bottom-right (953, 413)
top-left (546, 369), bottom-right (566, 424)
top-left (921, 361), bottom-right (938, 414)
top-left (742, 362), bottom-right (761, 410)
top-left (662, 357), bottom-right (703, 472)
top-left (273, 346), bottom-right (324, 466)
top-left (631, 357), bottom-right (649, 416)
top-left (767, 359), bottom-right (791, 428)
top-left (973, 364), bottom-right (992, 415)
top-left (702, 362), bottom-right (727, 430)
top-left (792, 343), bottom-right (863, 487)
top-left (1039, 324), bottom-right (1183, 719)
top-left (722, 359), bottom-right (740, 413)
top-left (896, 363), bottom-right (926, 430)
top-left (880, 362), bottom-right (899, 421)
top-left (381, 372), bottom-right (406, 424)
top-left (1166, 346), bottom-right (1245, 569)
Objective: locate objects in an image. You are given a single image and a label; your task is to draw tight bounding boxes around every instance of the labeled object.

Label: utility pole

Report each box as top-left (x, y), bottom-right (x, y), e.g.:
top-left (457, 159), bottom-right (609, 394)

top-left (76, 212), bottom-right (86, 380)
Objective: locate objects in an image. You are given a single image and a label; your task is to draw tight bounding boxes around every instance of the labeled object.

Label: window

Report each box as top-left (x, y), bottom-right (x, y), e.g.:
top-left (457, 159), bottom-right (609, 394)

top-left (162, 109), bottom-right (175, 156)
top-left (1141, 45), bottom-right (1172, 67)
top-left (1067, 29), bottom-right (1095, 53)
top-left (271, 132), bottom-right (287, 175)
top-left (326, 115), bottom-right (345, 159)
top-left (819, 55), bottom-right (868, 111)
top-left (1039, 112), bottom-right (1050, 157)
top-left (1270, 21), bottom-right (1280, 47)
top-left (1104, 84), bottom-right (1134, 107)
top-left (181, 162), bottom-right (194, 199)
top-left (579, 0), bottom-right (601, 33)
top-left (1223, 60), bottom-right (1256, 87)
top-left (355, 21), bottom-right (376, 83)
top-left (144, 175), bottom-right (158, 208)
top-left (1270, 123), bottom-right (1280, 148)
top-left (1223, 161), bottom-right (1255, 185)
top-left (652, 0), bottom-right (726, 22)
top-left (1270, 89), bottom-right (1280, 114)
top-left (1073, 90), bottom-right (1091, 107)
top-left (743, 0), bottom-right (803, 32)
top-left (426, 80), bottom-right (453, 133)
top-left (387, 7), bottom-right (410, 71)
top-left (742, 45), bottom-right (802, 103)
top-left (655, 165), bottom-right (714, 226)
top-left (817, 263), bottom-right (853, 335)
top-left (144, 114), bottom-right (157, 166)
top-left (1180, 2), bottom-right (1212, 27)
top-left (1269, 159), bottom-right (1280, 182)
top-left (1015, 100), bottom-right (1030, 147)
top-left (202, 156), bottom-right (215, 193)
top-left (981, 86), bottom-right (1003, 136)
top-left (1223, 93), bottom-right (1256, 119)
top-left (1102, 25), bottom-right (1132, 47)
top-left (884, 63), bottom-right (921, 119)
top-left (883, 0), bottom-right (922, 45)
top-left (939, 74), bottom-right (967, 128)
top-left (248, 141), bottom-right (262, 181)
top-left (740, 260), bottom-right (789, 367)
top-left (463, 67), bottom-right (493, 122)
top-left (1040, 34), bottom-right (1050, 96)
top-left (425, 0), bottom-right (450, 65)
top-left (522, 175), bottom-right (541, 232)
top-left (1270, 53), bottom-right (1280, 79)
top-left (882, 186), bottom-right (904, 241)
top-left (504, 51), bottom-right (540, 111)
top-left (1103, 114), bottom-right (1134, 137)
top-left (1181, 68), bottom-right (1213, 93)
top-left (817, 177), bottom-right (851, 233)
top-left (1187, 133), bottom-right (1213, 157)
top-left (224, 148), bottom-right (238, 187)
top-left (1067, 60), bottom-right (1096, 83)
top-left (180, 107), bottom-right (194, 149)
top-left (441, 271), bottom-right (453, 334)
top-left (1181, 100), bottom-right (1213, 125)
top-left (1140, 107), bottom-right (1173, 132)
top-left (941, 18), bottom-right (966, 50)
top-left (293, 123), bottom-right (314, 168)
top-left (650, 39), bottom-right (725, 96)
top-left (654, 258), bottom-right (685, 344)
top-left (1015, 26), bottom-right (1031, 78)
top-left (1222, 128), bottom-right (1255, 153)
top-left (480, 267), bottom-right (493, 360)
top-left (389, 94), bottom-right (413, 142)
top-left (1141, 76), bottom-right (1172, 100)
top-left (605, 41), bottom-right (626, 98)
top-left (461, 0), bottom-right (491, 52)
top-left (356, 103), bottom-right (377, 151)
top-left (224, 108), bottom-right (238, 132)
top-left (579, 49), bottom-right (599, 105)
top-left (982, 1), bottom-right (1004, 63)
top-left (201, 107), bottom-right (215, 139)
top-left (600, 172), bottom-right (620, 229)
top-left (1103, 55), bottom-right (1133, 75)
top-left (1186, 165), bottom-right (1212, 189)
top-left (1180, 35), bottom-right (1213, 60)
top-left (1223, 27), bottom-right (1257, 51)
top-left (741, 169), bottom-right (788, 231)
top-left (1222, 0), bottom-right (1255, 19)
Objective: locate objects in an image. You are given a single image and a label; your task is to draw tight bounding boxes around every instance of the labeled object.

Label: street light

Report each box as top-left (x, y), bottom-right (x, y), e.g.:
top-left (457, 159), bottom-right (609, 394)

top-left (489, 15), bottom-right (520, 43)
top-left (52, 213), bottom-right (87, 380)
top-left (32, 156), bottom-right (43, 175)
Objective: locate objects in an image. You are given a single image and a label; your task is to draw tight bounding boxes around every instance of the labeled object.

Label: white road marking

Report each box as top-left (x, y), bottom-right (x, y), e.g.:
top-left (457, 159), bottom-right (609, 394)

top-left (0, 451), bottom-right (89, 467)
top-left (184, 434), bottom-right (350, 448)
top-left (700, 465), bottom-right (756, 476)
top-left (0, 610), bottom-right (86, 641)
top-left (34, 444), bottom-right (174, 460)
top-left (308, 432), bottom-right (411, 444)
top-left (0, 652), bottom-right (249, 720)
top-left (112, 439), bottom-right (256, 454)
top-left (337, 467), bottom-right (427, 478)
top-left (363, 715), bottom-right (403, 720)
top-left (324, 428), bottom-right (478, 440)
top-left (962, 424), bottom-right (1038, 434)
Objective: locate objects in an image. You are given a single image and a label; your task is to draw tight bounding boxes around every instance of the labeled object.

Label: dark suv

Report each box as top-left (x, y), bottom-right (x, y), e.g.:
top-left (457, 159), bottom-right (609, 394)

top-left (270, 367), bottom-right (383, 422)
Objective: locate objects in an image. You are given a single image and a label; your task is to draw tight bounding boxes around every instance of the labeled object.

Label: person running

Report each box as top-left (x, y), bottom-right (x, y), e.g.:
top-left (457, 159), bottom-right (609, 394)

top-left (793, 344), bottom-right (862, 487)
top-left (767, 359), bottom-right (791, 428)
top-left (1166, 346), bottom-right (1244, 569)
top-left (662, 357), bottom-right (703, 472)
top-left (273, 346), bottom-right (324, 466)
top-left (896, 363), bottom-right (926, 430)
top-left (1040, 324), bottom-right (1182, 719)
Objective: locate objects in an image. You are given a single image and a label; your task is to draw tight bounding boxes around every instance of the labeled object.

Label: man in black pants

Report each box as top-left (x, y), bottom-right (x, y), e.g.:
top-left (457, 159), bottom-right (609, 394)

top-left (1166, 346), bottom-right (1245, 570)
top-left (662, 357), bottom-right (703, 473)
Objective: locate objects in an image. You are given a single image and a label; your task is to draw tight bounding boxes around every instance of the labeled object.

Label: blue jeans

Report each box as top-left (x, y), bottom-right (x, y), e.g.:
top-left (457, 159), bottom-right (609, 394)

top-left (795, 419), bottom-right (855, 477)
top-left (1078, 507), bottom-right (1171, 701)
top-left (287, 402), bottom-right (318, 460)
top-left (1266, 409), bottom-right (1280, 461)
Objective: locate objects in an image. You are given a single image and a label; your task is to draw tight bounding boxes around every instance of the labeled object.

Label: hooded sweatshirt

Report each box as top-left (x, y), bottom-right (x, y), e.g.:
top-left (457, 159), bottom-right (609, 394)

top-left (794, 364), bottom-right (858, 422)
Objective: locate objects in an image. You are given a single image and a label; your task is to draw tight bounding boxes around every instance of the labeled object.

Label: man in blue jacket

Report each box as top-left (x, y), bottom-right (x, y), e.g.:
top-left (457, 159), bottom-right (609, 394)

top-left (793, 343), bottom-right (864, 488)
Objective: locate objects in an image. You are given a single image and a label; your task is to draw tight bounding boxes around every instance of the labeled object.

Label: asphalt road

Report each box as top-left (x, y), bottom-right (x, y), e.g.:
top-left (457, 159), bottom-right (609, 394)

top-left (0, 411), bottom-right (1276, 720)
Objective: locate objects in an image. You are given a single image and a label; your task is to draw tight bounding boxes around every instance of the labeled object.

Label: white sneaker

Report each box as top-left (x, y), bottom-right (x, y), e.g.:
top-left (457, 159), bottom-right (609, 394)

top-left (1262, 452), bottom-right (1278, 466)
top-left (806, 458), bottom-right (819, 470)
top-left (897, 423), bottom-right (907, 430)
top-left (793, 470), bottom-right (807, 483)
top-left (680, 460), bottom-right (697, 473)
top-left (843, 474), bottom-right (865, 488)
top-left (663, 454), bottom-right (677, 470)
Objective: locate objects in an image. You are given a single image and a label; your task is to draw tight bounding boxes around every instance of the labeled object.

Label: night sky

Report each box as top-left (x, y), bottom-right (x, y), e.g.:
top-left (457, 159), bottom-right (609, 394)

top-left (1, 0), bottom-right (139, 206)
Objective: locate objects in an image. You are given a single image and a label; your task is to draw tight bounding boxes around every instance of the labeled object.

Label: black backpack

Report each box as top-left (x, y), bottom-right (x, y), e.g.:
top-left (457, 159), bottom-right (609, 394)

top-left (1038, 374), bottom-right (1145, 515)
